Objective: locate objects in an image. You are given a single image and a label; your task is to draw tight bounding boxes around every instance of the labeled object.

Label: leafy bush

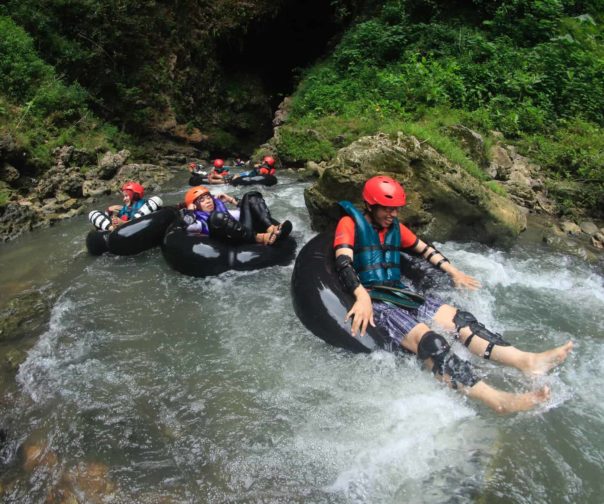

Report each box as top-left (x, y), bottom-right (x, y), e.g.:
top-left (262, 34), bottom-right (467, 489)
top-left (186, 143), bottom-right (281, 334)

top-left (285, 0), bottom-right (604, 212)
top-left (277, 126), bottom-right (336, 163)
top-left (0, 15), bottom-right (129, 171)
top-left (0, 17), bottom-right (53, 101)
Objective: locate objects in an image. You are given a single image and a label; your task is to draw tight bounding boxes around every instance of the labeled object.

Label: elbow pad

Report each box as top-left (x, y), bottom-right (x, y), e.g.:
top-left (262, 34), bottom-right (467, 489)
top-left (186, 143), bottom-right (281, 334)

top-left (335, 254), bottom-right (361, 293)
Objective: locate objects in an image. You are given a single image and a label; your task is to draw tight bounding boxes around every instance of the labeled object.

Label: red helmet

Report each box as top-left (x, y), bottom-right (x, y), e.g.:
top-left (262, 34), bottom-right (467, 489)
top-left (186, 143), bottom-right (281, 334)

top-left (122, 181), bottom-right (144, 200)
top-left (185, 186), bottom-right (210, 207)
top-left (262, 155), bottom-right (275, 167)
top-left (362, 176), bottom-right (406, 207)
top-left (213, 159), bottom-right (224, 168)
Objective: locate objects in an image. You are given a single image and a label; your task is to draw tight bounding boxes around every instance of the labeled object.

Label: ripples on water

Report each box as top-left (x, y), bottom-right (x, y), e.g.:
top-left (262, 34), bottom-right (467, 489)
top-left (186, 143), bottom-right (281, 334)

top-left (0, 175), bottom-right (602, 503)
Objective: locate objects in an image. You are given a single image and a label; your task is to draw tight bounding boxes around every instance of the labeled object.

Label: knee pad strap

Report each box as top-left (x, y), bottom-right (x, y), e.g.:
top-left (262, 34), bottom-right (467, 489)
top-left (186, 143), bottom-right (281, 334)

top-left (453, 310), bottom-right (510, 360)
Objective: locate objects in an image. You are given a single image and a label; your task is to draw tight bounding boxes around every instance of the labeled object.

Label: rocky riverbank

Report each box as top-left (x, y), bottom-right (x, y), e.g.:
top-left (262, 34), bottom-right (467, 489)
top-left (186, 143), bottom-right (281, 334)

top-left (280, 123), bottom-right (604, 264)
top-left (0, 141), bottom-right (200, 242)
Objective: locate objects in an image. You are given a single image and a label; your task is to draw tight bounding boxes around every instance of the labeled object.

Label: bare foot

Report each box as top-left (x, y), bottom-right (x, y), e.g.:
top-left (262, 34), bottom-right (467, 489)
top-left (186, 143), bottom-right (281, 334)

top-left (255, 232), bottom-right (277, 246)
top-left (468, 382), bottom-right (551, 414)
top-left (521, 341), bottom-right (574, 375)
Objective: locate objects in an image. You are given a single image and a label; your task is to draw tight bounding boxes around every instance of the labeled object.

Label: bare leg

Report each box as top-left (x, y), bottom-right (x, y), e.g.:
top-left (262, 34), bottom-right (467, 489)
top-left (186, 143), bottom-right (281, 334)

top-left (404, 324), bottom-right (550, 413)
top-left (432, 305), bottom-right (573, 375)
top-left (464, 381), bottom-right (550, 414)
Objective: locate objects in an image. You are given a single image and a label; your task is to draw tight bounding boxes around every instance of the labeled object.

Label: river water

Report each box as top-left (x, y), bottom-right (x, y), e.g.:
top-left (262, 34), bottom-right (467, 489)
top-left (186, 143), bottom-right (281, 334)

top-left (0, 173), bottom-right (602, 503)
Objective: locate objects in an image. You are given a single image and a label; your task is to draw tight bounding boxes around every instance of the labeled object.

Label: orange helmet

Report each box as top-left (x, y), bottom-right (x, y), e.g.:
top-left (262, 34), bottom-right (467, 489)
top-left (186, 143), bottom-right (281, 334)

top-left (362, 176), bottom-right (406, 207)
top-left (185, 186), bottom-right (210, 207)
top-left (262, 155), bottom-right (275, 167)
top-left (213, 159), bottom-right (224, 168)
top-left (122, 181), bottom-right (144, 200)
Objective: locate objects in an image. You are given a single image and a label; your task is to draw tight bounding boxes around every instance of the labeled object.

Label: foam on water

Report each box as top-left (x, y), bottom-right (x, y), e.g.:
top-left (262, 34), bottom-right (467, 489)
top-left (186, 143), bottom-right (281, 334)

top-left (2, 176), bottom-right (603, 503)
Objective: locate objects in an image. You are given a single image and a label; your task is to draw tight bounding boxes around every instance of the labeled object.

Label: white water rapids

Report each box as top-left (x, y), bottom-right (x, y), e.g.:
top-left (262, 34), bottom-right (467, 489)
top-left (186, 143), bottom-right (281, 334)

top-left (0, 174), bottom-right (602, 503)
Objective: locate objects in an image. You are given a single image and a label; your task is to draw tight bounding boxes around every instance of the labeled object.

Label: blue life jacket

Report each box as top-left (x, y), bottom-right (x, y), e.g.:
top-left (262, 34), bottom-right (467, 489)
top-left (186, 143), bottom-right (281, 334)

top-left (338, 201), bottom-right (404, 289)
top-left (118, 199), bottom-right (146, 220)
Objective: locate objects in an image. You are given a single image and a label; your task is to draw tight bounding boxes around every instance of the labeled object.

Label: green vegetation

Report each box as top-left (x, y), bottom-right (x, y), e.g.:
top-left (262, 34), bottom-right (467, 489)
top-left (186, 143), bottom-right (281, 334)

top-left (0, 16), bottom-right (128, 179)
top-left (280, 0), bottom-right (604, 214)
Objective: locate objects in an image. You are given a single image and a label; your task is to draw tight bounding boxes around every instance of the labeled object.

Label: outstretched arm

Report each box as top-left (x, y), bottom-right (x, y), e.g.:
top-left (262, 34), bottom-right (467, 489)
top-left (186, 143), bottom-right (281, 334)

top-left (335, 248), bottom-right (375, 336)
top-left (411, 239), bottom-right (481, 290)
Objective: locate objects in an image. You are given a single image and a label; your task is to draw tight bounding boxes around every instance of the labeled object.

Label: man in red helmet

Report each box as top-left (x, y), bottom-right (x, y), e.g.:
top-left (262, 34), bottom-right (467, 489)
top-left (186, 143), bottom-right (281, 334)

top-left (333, 175), bottom-right (573, 413)
top-left (244, 155), bottom-right (276, 177)
top-left (207, 159), bottom-right (231, 184)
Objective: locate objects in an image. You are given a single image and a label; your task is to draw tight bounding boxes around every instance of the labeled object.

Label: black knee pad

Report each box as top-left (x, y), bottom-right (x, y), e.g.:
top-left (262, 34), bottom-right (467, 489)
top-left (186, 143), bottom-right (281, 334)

top-left (417, 331), bottom-right (478, 388)
top-left (209, 211), bottom-right (253, 243)
top-left (417, 331), bottom-right (450, 363)
top-left (453, 310), bottom-right (510, 360)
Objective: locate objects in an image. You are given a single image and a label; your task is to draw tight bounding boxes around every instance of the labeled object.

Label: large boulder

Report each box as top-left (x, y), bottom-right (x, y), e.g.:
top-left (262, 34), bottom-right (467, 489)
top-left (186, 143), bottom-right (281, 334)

top-left (304, 132), bottom-right (526, 246)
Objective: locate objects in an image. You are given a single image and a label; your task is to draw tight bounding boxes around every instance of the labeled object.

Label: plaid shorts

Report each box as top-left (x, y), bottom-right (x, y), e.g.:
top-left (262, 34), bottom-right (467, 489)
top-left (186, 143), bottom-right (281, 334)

top-left (372, 295), bottom-right (444, 346)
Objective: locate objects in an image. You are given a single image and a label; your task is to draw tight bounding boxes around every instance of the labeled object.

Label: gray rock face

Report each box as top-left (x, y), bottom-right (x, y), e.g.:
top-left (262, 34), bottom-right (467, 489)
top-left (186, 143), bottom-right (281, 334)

top-left (447, 124), bottom-right (487, 167)
top-left (304, 132), bottom-right (526, 246)
top-left (0, 145), bottom-right (176, 242)
top-left (0, 203), bottom-right (38, 241)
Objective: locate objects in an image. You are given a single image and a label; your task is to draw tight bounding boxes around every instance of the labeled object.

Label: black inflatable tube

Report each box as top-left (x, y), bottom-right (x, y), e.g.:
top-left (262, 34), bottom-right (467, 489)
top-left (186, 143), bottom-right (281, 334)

top-left (86, 207), bottom-right (178, 256)
top-left (230, 175), bottom-right (277, 187)
top-left (188, 174), bottom-right (209, 186)
top-left (161, 221), bottom-right (297, 277)
top-left (291, 232), bottom-right (393, 353)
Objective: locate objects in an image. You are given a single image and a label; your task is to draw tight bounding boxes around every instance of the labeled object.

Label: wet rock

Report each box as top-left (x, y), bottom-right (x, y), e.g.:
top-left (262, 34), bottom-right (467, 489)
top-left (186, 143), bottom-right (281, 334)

top-left (59, 462), bottom-right (116, 501)
top-left (1, 347), bottom-right (27, 371)
top-left (560, 221), bottom-right (582, 235)
top-left (305, 132), bottom-right (526, 246)
top-left (580, 221), bottom-right (599, 235)
top-left (0, 291), bottom-right (51, 343)
top-left (591, 235), bottom-right (603, 249)
top-left (22, 441), bottom-right (59, 472)
top-left (543, 234), bottom-right (600, 262)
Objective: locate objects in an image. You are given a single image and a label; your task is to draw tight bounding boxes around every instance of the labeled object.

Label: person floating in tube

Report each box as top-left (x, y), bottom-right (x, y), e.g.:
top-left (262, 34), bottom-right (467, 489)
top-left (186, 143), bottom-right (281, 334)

top-left (232, 155), bottom-right (276, 180)
top-left (88, 181), bottom-right (162, 232)
top-left (188, 161), bottom-right (207, 177)
top-left (334, 175), bottom-right (573, 413)
top-left (182, 185), bottom-right (292, 246)
top-left (207, 158), bottom-right (232, 184)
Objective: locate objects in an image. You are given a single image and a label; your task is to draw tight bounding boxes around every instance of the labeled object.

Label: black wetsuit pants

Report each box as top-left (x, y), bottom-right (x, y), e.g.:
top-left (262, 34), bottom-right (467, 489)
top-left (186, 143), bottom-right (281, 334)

top-left (208, 191), bottom-right (276, 244)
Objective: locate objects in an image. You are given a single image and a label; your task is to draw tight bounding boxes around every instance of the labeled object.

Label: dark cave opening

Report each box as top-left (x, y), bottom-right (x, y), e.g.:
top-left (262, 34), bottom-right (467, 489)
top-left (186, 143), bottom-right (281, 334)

top-left (213, 1), bottom-right (349, 155)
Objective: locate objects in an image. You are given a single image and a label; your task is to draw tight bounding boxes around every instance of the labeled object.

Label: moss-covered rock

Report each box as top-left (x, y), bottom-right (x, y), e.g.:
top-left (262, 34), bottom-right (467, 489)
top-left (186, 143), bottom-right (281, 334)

top-left (305, 132), bottom-right (526, 246)
top-left (0, 290), bottom-right (51, 343)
